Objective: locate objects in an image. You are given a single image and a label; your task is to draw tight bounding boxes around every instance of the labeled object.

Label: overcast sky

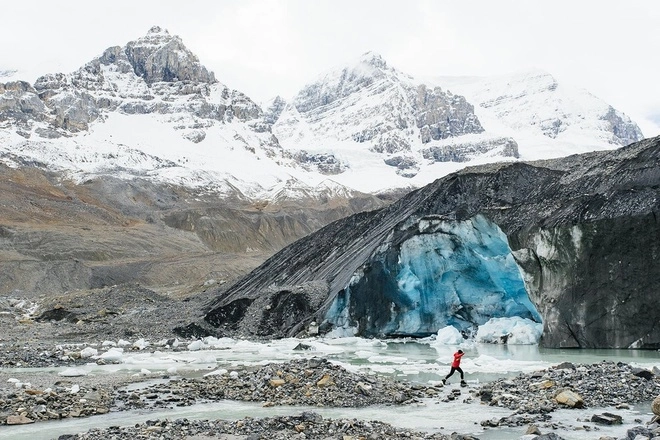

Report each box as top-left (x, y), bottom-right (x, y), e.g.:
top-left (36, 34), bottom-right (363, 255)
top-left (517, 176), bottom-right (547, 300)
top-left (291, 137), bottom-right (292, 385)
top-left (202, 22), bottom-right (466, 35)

top-left (3, 0), bottom-right (659, 136)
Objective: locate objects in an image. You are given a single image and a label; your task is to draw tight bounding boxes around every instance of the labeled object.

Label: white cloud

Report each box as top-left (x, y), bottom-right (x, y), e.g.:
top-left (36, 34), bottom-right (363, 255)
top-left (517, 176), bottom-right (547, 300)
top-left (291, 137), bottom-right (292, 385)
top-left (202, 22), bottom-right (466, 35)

top-left (1, 0), bottom-right (658, 136)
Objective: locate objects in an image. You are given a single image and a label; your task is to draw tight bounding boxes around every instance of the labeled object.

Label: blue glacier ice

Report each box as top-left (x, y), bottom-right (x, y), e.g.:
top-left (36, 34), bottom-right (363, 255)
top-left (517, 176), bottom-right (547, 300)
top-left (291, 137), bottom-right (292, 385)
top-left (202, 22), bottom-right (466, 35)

top-left (324, 215), bottom-right (542, 338)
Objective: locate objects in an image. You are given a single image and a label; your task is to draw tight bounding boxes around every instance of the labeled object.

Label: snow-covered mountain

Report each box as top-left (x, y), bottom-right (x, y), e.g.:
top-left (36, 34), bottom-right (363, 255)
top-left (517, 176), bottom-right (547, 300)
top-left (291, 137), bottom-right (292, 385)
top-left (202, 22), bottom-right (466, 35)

top-left (0, 27), bottom-right (645, 200)
top-left (270, 52), bottom-right (523, 192)
top-left (433, 70), bottom-right (644, 160)
top-left (270, 58), bottom-right (644, 193)
top-left (0, 27), bottom-right (289, 196)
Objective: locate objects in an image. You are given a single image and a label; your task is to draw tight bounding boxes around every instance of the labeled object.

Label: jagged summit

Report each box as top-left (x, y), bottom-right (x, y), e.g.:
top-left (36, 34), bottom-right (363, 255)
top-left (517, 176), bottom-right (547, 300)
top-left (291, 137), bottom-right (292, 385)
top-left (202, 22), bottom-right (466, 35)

top-left (122, 26), bottom-right (216, 84)
top-left (262, 96), bottom-right (288, 125)
top-left (144, 25), bottom-right (171, 38)
top-left (274, 52), bottom-right (500, 188)
top-left (20, 26), bottom-right (239, 132)
top-left (345, 51), bottom-right (398, 78)
top-left (292, 51), bottom-right (411, 113)
top-left (358, 51), bottom-right (387, 67)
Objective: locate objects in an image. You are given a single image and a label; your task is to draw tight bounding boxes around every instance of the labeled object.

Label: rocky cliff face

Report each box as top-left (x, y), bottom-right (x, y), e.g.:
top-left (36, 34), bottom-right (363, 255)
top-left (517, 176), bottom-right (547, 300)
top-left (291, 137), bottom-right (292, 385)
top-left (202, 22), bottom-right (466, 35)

top-left (288, 53), bottom-right (483, 143)
top-left (197, 136), bottom-right (660, 349)
top-left (123, 27), bottom-right (216, 85)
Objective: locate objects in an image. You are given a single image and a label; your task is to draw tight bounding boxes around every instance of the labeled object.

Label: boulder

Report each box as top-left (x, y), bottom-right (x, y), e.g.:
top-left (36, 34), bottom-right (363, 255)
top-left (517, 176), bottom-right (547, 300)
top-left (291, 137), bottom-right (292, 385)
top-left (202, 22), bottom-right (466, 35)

top-left (624, 426), bottom-right (652, 439)
top-left (534, 434), bottom-right (565, 440)
top-left (632, 368), bottom-right (654, 380)
top-left (555, 390), bottom-right (584, 408)
top-left (591, 412), bottom-right (623, 425)
top-left (652, 395), bottom-right (660, 416)
top-left (268, 378), bottom-right (285, 388)
top-left (316, 374), bottom-right (334, 388)
top-left (525, 424), bottom-right (542, 435)
top-left (554, 362), bottom-right (575, 370)
top-left (6, 414), bottom-right (34, 425)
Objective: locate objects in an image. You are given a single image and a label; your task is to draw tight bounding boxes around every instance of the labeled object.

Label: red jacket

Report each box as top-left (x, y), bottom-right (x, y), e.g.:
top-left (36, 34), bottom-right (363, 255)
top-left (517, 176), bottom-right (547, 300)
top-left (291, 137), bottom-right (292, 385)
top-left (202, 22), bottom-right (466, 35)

top-left (451, 351), bottom-right (464, 368)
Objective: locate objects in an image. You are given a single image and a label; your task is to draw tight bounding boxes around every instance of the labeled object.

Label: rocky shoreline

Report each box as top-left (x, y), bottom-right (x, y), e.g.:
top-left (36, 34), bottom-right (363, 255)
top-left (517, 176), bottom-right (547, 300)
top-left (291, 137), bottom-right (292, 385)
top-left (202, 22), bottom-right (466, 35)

top-left (476, 361), bottom-right (660, 434)
top-left (55, 414), bottom-right (455, 440)
top-left (2, 343), bottom-right (660, 440)
top-left (0, 355), bottom-right (447, 424)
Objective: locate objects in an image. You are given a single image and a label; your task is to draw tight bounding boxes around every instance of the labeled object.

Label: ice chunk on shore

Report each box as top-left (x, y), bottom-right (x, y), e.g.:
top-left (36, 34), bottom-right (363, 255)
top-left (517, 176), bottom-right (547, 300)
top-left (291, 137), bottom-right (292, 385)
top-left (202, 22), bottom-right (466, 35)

top-left (59, 368), bottom-right (88, 377)
top-left (80, 347), bottom-right (98, 358)
top-left (187, 340), bottom-right (204, 351)
top-left (476, 316), bottom-right (542, 345)
top-left (204, 368), bottom-right (228, 377)
top-left (98, 347), bottom-right (124, 361)
top-left (433, 326), bottom-right (465, 345)
top-left (132, 338), bottom-right (149, 350)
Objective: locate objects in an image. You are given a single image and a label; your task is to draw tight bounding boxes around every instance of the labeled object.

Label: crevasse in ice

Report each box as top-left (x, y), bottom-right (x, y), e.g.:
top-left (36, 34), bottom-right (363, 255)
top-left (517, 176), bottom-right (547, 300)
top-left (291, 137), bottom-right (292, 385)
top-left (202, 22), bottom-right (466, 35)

top-left (324, 215), bottom-right (541, 338)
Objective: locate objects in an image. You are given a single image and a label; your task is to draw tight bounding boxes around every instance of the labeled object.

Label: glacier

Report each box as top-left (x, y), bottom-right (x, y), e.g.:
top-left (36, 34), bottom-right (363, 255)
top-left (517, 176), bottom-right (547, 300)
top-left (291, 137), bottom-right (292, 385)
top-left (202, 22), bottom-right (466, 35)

top-left (323, 215), bottom-right (542, 339)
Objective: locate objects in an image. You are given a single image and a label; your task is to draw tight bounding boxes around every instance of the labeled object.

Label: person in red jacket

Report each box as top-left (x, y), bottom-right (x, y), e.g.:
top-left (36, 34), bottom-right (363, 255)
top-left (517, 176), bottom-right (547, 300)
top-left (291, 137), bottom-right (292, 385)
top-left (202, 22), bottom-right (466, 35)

top-left (442, 349), bottom-right (467, 386)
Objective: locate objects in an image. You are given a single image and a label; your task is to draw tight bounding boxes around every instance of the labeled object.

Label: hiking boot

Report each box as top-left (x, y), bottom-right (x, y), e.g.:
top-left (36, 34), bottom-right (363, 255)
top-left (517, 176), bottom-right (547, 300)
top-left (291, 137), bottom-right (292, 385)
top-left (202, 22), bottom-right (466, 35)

top-left (442, 379), bottom-right (447, 385)
top-left (460, 380), bottom-right (467, 386)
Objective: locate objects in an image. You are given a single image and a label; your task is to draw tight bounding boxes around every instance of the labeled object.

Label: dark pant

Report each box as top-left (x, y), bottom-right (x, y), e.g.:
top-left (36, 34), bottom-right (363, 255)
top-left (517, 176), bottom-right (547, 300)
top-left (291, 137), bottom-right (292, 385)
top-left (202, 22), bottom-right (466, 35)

top-left (445, 366), bottom-right (464, 380)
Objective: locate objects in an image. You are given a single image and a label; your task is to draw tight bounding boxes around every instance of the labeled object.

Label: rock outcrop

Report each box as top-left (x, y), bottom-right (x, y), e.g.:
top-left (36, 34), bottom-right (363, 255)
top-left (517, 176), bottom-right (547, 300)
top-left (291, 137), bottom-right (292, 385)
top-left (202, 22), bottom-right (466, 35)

top-left (198, 136), bottom-right (660, 348)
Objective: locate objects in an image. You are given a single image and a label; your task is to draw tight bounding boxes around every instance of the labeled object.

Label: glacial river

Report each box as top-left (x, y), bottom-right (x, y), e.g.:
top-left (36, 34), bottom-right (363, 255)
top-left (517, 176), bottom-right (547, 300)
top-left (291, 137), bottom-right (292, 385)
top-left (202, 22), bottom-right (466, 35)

top-left (2, 337), bottom-right (660, 440)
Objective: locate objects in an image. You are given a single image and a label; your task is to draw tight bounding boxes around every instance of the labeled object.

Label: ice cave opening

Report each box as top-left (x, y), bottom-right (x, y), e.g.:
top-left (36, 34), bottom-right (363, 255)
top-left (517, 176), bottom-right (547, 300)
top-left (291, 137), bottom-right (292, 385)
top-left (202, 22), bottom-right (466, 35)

top-left (324, 215), bottom-right (543, 342)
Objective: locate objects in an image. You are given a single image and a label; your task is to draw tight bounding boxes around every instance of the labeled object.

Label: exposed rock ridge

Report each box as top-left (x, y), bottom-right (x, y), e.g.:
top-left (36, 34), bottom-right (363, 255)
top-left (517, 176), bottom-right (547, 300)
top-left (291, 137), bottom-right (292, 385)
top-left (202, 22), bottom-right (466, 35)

top-left (199, 136), bottom-right (660, 348)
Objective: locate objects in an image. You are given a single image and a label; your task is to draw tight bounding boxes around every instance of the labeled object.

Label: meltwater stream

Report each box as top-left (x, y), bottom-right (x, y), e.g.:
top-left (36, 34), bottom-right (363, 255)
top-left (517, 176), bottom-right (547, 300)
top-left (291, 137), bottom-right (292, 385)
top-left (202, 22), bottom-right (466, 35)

top-left (1, 337), bottom-right (660, 440)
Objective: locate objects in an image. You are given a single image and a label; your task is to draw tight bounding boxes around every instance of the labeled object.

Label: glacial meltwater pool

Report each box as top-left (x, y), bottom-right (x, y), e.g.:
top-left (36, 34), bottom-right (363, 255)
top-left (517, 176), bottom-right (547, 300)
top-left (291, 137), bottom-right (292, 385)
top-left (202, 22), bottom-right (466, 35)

top-left (1, 337), bottom-right (659, 440)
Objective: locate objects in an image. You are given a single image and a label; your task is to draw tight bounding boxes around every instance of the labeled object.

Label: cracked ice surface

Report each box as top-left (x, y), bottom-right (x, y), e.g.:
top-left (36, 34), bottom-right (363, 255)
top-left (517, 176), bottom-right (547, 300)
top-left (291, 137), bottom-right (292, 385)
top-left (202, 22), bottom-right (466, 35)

top-left (325, 215), bottom-right (542, 339)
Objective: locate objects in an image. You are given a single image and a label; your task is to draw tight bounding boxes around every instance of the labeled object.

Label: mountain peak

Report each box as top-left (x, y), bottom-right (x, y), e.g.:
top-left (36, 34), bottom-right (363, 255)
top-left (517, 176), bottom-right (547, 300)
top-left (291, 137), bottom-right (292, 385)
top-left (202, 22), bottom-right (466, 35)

top-left (292, 52), bottom-right (405, 114)
top-left (358, 51), bottom-right (387, 69)
top-left (507, 68), bottom-right (558, 88)
top-left (124, 27), bottom-right (216, 84)
top-left (147, 25), bottom-right (170, 36)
